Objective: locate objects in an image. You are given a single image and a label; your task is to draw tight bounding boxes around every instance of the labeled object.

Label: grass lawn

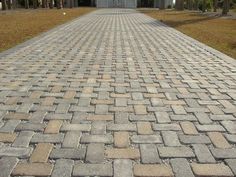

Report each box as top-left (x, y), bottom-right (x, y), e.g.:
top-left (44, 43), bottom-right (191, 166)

top-left (0, 8), bottom-right (95, 52)
top-left (140, 10), bottom-right (236, 59)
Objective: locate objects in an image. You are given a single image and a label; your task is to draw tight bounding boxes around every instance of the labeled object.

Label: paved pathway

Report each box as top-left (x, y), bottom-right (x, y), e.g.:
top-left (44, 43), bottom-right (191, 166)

top-left (0, 9), bottom-right (236, 177)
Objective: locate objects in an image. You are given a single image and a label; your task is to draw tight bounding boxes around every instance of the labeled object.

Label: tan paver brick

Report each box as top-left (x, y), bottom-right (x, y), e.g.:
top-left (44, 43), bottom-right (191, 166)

top-left (0, 132), bottom-right (17, 142)
top-left (42, 97), bottom-right (55, 106)
top-left (114, 132), bottom-right (129, 148)
top-left (5, 97), bottom-right (18, 105)
top-left (87, 114), bottom-right (113, 121)
top-left (208, 132), bottom-right (231, 148)
top-left (91, 99), bottom-right (114, 105)
top-left (30, 91), bottom-right (43, 99)
top-left (82, 87), bottom-right (93, 94)
top-left (12, 163), bottom-right (53, 176)
top-left (4, 113), bottom-right (31, 120)
top-left (44, 120), bottom-right (63, 134)
top-left (180, 121), bottom-right (198, 135)
top-left (110, 93), bottom-right (130, 98)
top-left (105, 148), bottom-right (140, 159)
top-left (134, 164), bottom-right (174, 177)
top-left (191, 163), bottom-right (234, 177)
top-left (137, 122), bottom-right (153, 135)
top-left (134, 105), bottom-right (147, 115)
top-left (64, 91), bottom-right (76, 99)
top-left (30, 143), bottom-right (53, 163)
top-left (51, 86), bottom-right (62, 93)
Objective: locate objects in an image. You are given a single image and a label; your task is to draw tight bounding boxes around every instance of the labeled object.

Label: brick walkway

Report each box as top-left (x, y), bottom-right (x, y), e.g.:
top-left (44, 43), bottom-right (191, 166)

top-left (0, 9), bottom-right (236, 177)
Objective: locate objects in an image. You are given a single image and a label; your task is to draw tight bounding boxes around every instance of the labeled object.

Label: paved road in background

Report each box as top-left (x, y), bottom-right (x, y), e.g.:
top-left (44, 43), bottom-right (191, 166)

top-left (0, 9), bottom-right (236, 177)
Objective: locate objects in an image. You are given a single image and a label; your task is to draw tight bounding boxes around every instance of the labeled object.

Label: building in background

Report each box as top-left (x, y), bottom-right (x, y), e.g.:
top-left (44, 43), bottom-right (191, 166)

top-left (96, 0), bottom-right (137, 8)
top-left (63, 0), bottom-right (173, 8)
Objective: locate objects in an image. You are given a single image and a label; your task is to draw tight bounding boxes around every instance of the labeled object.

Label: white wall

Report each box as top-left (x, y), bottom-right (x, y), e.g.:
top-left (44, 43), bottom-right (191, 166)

top-left (125, 0), bottom-right (136, 8)
top-left (97, 0), bottom-right (108, 7)
top-left (96, 0), bottom-right (137, 8)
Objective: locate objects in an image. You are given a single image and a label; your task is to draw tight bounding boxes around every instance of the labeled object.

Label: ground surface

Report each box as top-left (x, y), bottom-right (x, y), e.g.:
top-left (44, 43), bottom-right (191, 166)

top-left (140, 9), bottom-right (236, 59)
top-left (0, 8), bottom-right (236, 177)
top-left (0, 8), bottom-right (95, 52)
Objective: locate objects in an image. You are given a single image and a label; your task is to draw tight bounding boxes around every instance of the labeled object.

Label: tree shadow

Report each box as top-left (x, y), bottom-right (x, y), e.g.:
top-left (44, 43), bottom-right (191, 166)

top-left (161, 16), bottom-right (219, 27)
top-left (140, 10), bottom-right (225, 27)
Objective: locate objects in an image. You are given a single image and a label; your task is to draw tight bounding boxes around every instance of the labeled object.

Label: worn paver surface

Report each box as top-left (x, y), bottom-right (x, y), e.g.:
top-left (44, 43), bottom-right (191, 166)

top-left (0, 8), bottom-right (236, 177)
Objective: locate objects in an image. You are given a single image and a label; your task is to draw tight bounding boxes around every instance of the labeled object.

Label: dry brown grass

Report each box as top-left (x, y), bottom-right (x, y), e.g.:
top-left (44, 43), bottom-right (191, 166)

top-left (140, 10), bottom-right (236, 59)
top-left (0, 8), bottom-right (95, 52)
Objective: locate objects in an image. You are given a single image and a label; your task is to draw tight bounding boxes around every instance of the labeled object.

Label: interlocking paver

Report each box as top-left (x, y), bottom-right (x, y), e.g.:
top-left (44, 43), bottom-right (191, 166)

top-left (0, 8), bottom-right (236, 177)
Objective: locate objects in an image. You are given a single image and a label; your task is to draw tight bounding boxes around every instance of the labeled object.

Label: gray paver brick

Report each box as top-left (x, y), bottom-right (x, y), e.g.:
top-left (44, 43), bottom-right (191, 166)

top-left (158, 146), bottom-right (195, 158)
top-left (140, 144), bottom-right (161, 164)
top-left (50, 148), bottom-right (86, 160)
top-left (170, 158), bottom-right (195, 177)
top-left (86, 143), bottom-right (105, 163)
top-left (62, 131), bottom-right (81, 148)
top-left (225, 159), bottom-right (236, 175)
top-left (179, 134), bottom-right (211, 144)
top-left (193, 144), bottom-right (216, 163)
top-left (31, 133), bottom-right (64, 143)
top-left (162, 131), bottom-right (181, 146)
top-left (0, 120), bottom-right (20, 133)
top-left (114, 159), bottom-right (133, 177)
top-left (51, 159), bottom-right (74, 177)
top-left (12, 131), bottom-right (34, 147)
top-left (80, 135), bottom-right (113, 144)
top-left (131, 135), bottom-right (162, 144)
top-left (0, 157), bottom-right (19, 177)
top-left (0, 146), bottom-right (32, 158)
top-left (211, 148), bottom-right (236, 159)
top-left (73, 163), bottom-right (113, 176)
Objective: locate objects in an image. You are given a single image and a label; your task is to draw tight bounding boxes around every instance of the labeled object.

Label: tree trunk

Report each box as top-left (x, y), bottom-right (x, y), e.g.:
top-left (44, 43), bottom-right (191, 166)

top-left (42, 0), bottom-right (47, 7)
top-left (69, 0), bottom-right (73, 8)
top-left (175, 0), bottom-right (184, 10)
top-left (56, 0), bottom-right (62, 8)
top-left (25, 0), bottom-right (29, 8)
top-left (33, 0), bottom-right (38, 8)
top-left (49, 0), bottom-right (53, 8)
top-left (213, 0), bottom-right (217, 12)
top-left (202, 0), bottom-right (206, 12)
top-left (187, 0), bottom-right (193, 10)
top-left (12, 0), bottom-right (17, 9)
top-left (190, 0), bottom-right (193, 10)
top-left (194, 0), bottom-right (199, 10)
top-left (186, 0), bottom-right (190, 9)
top-left (2, 0), bottom-right (7, 10)
top-left (159, 0), bottom-right (165, 9)
top-left (46, 0), bottom-right (48, 7)
top-left (222, 0), bottom-right (229, 15)
top-left (7, 0), bottom-right (12, 9)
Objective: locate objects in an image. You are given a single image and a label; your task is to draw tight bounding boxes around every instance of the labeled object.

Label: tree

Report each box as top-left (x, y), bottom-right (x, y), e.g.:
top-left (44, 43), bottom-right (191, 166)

top-left (187, 0), bottom-right (194, 10)
top-left (24, 0), bottom-right (29, 8)
top-left (42, 0), bottom-right (48, 8)
top-left (213, 0), bottom-right (218, 12)
top-left (202, 0), bottom-right (206, 12)
top-left (159, 0), bottom-right (165, 9)
top-left (56, 0), bottom-right (62, 8)
top-left (2, 0), bottom-right (7, 10)
top-left (49, 0), bottom-right (54, 8)
top-left (222, 0), bottom-right (230, 15)
top-left (12, 0), bottom-right (17, 9)
top-left (175, 0), bottom-right (184, 10)
top-left (7, 0), bottom-right (12, 9)
top-left (194, 0), bottom-right (199, 10)
top-left (33, 0), bottom-right (38, 8)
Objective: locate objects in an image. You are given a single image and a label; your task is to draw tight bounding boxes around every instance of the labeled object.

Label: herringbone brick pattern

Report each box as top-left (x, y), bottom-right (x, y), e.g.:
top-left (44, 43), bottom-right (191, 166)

top-left (0, 9), bottom-right (236, 177)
